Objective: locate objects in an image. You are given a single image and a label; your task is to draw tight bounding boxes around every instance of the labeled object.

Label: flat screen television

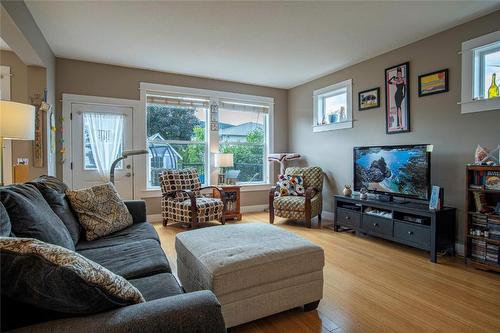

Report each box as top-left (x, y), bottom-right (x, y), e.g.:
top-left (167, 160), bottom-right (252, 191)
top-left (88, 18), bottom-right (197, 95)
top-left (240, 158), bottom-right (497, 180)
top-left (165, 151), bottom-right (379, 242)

top-left (353, 144), bottom-right (431, 200)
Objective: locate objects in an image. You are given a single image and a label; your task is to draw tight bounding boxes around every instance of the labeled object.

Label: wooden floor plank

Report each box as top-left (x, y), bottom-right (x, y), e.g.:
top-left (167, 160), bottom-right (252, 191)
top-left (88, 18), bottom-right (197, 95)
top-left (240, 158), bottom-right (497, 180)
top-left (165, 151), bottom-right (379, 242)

top-left (153, 213), bottom-right (500, 333)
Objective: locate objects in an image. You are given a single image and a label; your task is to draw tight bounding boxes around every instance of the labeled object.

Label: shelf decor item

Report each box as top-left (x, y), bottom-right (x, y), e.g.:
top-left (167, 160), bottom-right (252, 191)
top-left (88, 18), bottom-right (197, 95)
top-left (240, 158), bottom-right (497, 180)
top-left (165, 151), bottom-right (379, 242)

top-left (418, 69), bottom-right (449, 97)
top-left (385, 62), bottom-right (410, 134)
top-left (342, 185), bottom-right (352, 196)
top-left (358, 87), bottom-right (380, 111)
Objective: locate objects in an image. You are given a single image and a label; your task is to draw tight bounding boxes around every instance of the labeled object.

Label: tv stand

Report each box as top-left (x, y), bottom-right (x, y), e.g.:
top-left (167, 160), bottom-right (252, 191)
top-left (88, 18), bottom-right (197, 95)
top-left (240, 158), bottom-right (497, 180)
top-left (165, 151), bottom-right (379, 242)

top-left (333, 195), bottom-right (456, 263)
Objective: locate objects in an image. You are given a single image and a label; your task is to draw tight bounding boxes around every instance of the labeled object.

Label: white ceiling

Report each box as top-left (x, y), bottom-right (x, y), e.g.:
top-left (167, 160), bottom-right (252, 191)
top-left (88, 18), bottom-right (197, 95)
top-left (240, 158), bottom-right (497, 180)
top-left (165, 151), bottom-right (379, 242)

top-left (26, 1), bottom-right (499, 89)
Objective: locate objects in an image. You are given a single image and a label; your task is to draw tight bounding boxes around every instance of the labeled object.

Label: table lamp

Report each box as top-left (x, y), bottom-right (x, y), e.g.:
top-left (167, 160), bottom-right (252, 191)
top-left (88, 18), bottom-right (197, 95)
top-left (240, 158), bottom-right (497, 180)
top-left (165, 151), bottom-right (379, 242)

top-left (0, 101), bottom-right (36, 186)
top-left (214, 153), bottom-right (233, 185)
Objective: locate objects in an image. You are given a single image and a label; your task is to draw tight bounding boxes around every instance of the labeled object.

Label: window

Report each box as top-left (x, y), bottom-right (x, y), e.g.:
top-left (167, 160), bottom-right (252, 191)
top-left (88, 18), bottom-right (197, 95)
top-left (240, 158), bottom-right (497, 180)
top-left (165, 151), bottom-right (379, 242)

top-left (313, 79), bottom-right (352, 132)
top-left (141, 83), bottom-right (273, 191)
top-left (146, 94), bottom-right (208, 188)
top-left (218, 100), bottom-right (269, 184)
top-left (461, 31), bottom-right (500, 114)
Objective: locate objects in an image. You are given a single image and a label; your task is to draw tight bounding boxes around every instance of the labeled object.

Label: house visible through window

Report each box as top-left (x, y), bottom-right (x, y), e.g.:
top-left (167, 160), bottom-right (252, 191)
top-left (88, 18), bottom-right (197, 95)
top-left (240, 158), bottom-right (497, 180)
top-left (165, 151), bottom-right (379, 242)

top-left (144, 87), bottom-right (272, 189)
top-left (146, 94), bottom-right (208, 188)
top-left (218, 100), bottom-right (269, 184)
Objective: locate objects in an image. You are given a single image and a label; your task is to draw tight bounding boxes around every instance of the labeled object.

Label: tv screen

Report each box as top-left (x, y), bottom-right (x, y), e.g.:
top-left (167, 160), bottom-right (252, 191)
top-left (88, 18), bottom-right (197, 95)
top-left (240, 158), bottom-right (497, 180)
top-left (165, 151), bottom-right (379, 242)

top-left (353, 144), bottom-right (430, 200)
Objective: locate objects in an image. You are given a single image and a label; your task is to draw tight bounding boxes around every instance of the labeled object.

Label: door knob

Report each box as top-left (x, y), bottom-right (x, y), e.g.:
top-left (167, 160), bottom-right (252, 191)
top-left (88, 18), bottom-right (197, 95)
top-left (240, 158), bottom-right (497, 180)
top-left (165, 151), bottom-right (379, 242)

top-left (125, 172), bottom-right (132, 177)
top-left (126, 164), bottom-right (131, 169)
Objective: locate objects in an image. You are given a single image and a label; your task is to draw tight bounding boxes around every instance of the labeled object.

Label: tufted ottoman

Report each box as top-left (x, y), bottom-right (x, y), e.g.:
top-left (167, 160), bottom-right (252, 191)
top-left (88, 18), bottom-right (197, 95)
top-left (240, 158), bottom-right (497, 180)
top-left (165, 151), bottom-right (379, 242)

top-left (175, 223), bottom-right (324, 328)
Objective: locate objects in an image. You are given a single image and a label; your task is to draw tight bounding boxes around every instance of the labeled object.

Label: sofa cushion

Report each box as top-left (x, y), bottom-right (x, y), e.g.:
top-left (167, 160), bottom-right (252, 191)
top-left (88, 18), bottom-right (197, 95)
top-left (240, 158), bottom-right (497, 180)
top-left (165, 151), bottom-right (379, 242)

top-left (129, 273), bottom-right (183, 301)
top-left (0, 202), bottom-right (11, 236)
top-left (78, 239), bottom-right (171, 279)
top-left (0, 184), bottom-right (74, 250)
top-left (0, 237), bottom-right (144, 315)
top-left (76, 222), bottom-right (160, 251)
top-left (30, 176), bottom-right (81, 244)
top-left (66, 183), bottom-right (133, 241)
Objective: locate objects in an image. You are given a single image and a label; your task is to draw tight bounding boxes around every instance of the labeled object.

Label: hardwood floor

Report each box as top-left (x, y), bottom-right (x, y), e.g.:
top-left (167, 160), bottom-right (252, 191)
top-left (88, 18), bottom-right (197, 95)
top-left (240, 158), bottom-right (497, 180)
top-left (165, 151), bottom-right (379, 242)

top-left (153, 213), bottom-right (500, 333)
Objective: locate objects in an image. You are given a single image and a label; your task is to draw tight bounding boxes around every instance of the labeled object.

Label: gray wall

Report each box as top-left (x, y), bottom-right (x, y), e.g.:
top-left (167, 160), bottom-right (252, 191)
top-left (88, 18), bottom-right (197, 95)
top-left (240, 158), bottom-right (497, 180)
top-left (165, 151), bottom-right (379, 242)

top-left (56, 58), bottom-right (288, 213)
top-left (288, 11), bottom-right (500, 243)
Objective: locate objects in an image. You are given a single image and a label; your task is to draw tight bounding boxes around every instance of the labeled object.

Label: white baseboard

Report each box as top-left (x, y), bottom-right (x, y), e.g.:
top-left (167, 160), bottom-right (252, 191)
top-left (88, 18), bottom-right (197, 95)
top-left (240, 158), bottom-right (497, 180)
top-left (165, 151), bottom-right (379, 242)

top-left (241, 204), bottom-right (268, 213)
top-left (147, 214), bottom-right (162, 223)
top-left (455, 242), bottom-right (464, 256)
top-left (321, 210), bottom-right (335, 221)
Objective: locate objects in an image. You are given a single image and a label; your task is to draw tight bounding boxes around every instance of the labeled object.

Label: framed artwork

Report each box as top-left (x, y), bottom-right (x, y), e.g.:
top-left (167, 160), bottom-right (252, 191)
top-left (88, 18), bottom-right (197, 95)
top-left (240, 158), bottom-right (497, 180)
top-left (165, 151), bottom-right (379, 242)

top-left (418, 68), bottom-right (449, 97)
top-left (385, 62), bottom-right (410, 134)
top-left (358, 87), bottom-right (380, 111)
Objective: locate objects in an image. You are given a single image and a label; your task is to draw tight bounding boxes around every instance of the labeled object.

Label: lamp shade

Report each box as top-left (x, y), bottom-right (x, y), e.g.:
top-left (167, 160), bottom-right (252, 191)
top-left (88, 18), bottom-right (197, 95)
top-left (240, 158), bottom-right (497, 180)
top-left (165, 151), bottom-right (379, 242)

top-left (0, 101), bottom-right (36, 140)
top-left (214, 153), bottom-right (234, 168)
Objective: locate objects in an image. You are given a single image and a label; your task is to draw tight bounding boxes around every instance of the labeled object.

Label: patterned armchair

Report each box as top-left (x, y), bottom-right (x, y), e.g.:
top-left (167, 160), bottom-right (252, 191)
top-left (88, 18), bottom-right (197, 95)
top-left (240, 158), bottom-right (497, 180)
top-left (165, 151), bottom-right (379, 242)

top-left (269, 166), bottom-right (324, 228)
top-left (159, 169), bottom-right (226, 228)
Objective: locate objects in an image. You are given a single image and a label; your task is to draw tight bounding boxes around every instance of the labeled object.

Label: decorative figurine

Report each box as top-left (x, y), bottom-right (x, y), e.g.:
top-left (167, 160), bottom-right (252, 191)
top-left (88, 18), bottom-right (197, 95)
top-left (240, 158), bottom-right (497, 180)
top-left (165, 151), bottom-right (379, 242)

top-left (343, 185), bottom-right (352, 197)
top-left (359, 187), bottom-right (368, 200)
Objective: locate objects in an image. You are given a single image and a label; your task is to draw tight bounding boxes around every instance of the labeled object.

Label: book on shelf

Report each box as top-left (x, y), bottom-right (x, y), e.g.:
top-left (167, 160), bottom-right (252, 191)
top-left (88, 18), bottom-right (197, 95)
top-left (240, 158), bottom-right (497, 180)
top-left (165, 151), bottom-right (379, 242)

top-left (486, 243), bottom-right (499, 264)
top-left (485, 171), bottom-right (500, 190)
top-left (471, 239), bottom-right (486, 261)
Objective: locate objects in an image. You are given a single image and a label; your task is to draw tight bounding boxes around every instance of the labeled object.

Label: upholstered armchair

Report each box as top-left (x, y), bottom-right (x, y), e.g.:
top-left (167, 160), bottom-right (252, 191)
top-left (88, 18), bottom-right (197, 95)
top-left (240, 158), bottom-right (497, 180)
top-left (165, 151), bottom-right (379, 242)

top-left (159, 169), bottom-right (226, 228)
top-left (269, 166), bottom-right (324, 228)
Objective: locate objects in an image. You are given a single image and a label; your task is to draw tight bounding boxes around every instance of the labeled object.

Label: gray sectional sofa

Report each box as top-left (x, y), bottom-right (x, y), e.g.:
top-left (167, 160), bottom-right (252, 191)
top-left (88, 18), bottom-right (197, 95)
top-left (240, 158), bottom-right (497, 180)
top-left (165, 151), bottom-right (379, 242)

top-left (0, 176), bottom-right (226, 333)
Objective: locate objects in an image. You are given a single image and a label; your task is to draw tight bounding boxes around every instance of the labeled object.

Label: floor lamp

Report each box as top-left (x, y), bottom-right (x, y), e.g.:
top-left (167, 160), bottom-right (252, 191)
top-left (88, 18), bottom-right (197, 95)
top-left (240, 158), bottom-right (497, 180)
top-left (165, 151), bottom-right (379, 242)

top-left (0, 101), bottom-right (36, 186)
top-left (109, 149), bottom-right (148, 184)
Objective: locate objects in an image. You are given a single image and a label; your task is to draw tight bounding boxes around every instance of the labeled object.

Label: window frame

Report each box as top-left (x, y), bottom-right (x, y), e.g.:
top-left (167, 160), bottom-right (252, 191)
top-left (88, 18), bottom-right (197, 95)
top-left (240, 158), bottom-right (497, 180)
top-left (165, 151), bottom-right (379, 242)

top-left (313, 79), bottom-right (353, 132)
top-left (461, 30), bottom-right (500, 114)
top-left (136, 82), bottom-right (274, 199)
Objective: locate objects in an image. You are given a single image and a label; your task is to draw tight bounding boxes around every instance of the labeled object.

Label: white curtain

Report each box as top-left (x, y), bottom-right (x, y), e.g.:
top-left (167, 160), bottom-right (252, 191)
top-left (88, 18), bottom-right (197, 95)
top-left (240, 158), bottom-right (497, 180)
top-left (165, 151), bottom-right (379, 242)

top-left (84, 112), bottom-right (124, 180)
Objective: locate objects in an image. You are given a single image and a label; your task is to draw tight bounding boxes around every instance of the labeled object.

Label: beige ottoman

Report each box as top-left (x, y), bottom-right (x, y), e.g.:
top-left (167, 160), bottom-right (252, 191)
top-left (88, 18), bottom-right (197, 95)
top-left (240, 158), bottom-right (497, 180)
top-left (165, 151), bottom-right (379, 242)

top-left (175, 223), bottom-right (324, 328)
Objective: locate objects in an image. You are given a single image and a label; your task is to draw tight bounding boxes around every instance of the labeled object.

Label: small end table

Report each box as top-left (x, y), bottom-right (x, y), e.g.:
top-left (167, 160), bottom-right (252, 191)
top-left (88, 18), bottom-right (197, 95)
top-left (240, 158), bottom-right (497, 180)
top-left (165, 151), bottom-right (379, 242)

top-left (213, 185), bottom-right (241, 221)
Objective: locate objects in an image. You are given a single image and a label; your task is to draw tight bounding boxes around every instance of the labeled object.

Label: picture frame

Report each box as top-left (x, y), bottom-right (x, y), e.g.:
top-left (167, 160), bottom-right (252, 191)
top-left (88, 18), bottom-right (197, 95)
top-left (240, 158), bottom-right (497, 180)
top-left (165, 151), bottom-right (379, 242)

top-left (418, 68), bottom-right (449, 97)
top-left (429, 185), bottom-right (444, 211)
top-left (385, 62), bottom-right (410, 134)
top-left (358, 87), bottom-right (380, 111)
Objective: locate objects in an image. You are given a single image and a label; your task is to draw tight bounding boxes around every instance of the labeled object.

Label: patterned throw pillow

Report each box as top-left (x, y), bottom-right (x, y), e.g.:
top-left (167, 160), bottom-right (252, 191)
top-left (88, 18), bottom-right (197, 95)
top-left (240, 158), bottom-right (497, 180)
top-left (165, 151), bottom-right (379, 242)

top-left (275, 174), bottom-right (305, 197)
top-left (0, 237), bottom-right (144, 314)
top-left (66, 183), bottom-right (132, 241)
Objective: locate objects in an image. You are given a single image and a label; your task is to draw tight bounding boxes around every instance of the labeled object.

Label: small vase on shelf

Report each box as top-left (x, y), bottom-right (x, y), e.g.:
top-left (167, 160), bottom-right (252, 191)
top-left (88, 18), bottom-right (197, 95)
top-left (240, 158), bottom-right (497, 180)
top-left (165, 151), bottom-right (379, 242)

top-left (343, 185), bottom-right (352, 197)
top-left (488, 73), bottom-right (499, 99)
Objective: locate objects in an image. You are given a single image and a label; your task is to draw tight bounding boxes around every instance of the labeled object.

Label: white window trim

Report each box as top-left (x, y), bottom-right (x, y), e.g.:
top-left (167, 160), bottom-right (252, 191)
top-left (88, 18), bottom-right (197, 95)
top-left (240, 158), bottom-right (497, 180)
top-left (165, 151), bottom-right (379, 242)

top-left (137, 82), bottom-right (274, 199)
top-left (461, 30), bottom-right (500, 114)
top-left (313, 79), bottom-right (353, 132)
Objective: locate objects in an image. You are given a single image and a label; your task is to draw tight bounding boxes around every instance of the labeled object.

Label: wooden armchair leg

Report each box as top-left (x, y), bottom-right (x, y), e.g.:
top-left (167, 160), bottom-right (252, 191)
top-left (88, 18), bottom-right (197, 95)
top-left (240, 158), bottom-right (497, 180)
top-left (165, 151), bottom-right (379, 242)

top-left (162, 219), bottom-right (168, 227)
top-left (270, 210), bottom-right (275, 224)
top-left (318, 213), bottom-right (322, 228)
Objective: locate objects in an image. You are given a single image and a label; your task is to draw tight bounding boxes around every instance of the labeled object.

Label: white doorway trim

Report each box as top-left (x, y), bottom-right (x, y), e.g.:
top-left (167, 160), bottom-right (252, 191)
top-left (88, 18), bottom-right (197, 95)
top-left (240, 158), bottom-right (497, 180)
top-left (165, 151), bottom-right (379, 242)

top-left (62, 94), bottom-right (141, 196)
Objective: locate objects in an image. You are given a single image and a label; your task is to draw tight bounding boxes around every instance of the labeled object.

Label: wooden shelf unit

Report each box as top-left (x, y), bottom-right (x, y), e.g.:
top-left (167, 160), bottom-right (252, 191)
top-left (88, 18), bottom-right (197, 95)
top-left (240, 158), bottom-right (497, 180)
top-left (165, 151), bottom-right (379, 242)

top-left (465, 165), bottom-right (500, 272)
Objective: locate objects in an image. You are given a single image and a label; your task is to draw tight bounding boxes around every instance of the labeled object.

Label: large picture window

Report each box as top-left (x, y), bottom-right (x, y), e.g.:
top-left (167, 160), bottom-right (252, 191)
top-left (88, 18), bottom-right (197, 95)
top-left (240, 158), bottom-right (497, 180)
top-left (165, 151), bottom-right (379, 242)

top-left (218, 100), bottom-right (269, 184)
top-left (146, 94), bottom-right (208, 188)
top-left (143, 85), bottom-right (273, 190)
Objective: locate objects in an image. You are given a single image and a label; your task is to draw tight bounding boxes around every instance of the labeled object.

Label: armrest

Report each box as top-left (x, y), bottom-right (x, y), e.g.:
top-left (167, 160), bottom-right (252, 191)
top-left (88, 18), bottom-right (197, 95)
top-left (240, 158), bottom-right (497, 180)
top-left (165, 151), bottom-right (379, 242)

top-left (124, 200), bottom-right (147, 223)
top-left (200, 186), bottom-right (226, 210)
top-left (305, 187), bottom-right (320, 200)
top-left (162, 190), bottom-right (198, 226)
top-left (10, 291), bottom-right (226, 333)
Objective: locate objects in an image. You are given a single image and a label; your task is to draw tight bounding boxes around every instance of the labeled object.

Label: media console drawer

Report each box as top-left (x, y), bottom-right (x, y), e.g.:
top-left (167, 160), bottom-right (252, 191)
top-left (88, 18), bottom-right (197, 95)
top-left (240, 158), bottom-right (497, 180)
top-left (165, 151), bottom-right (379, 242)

top-left (336, 208), bottom-right (360, 229)
top-left (394, 221), bottom-right (430, 250)
top-left (361, 215), bottom-right (393, 236)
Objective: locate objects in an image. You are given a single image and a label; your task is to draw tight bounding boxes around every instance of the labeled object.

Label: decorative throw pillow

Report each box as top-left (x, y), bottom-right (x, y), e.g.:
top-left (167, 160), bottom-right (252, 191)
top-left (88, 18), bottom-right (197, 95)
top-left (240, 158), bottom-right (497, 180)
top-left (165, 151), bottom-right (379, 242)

top-left (275, 174), bottom-right (305, 197)
top-left (66, 183), bottom-right (133, 241)
top-left (30, 176), bottom-right (81, 244)
top-left (0, 237), bottom-right (144, 314)
top-left (0, 184), bottom-right (75, 250)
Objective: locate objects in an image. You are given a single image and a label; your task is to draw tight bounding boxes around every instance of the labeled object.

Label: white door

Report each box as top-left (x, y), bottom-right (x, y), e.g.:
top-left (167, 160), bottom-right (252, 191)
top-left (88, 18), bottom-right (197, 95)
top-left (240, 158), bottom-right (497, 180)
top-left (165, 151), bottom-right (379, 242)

top-left (70, 102), bottom-right (133, 199)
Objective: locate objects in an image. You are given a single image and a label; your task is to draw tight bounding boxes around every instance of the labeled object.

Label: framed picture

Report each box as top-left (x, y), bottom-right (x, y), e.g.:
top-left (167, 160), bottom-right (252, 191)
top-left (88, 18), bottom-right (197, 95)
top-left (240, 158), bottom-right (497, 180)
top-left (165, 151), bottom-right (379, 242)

top-left (418, 68), bottom-right (449, 97)
top-left (385, 62), bottom-right (410, 134)
top-left (358, 87), bottom-right (380, 111)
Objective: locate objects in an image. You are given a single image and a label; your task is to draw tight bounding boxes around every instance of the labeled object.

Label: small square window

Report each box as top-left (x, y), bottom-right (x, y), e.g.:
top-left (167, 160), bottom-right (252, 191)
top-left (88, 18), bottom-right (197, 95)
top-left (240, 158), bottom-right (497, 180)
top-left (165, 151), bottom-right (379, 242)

top-left (313, 79), bottom-right (352, 132)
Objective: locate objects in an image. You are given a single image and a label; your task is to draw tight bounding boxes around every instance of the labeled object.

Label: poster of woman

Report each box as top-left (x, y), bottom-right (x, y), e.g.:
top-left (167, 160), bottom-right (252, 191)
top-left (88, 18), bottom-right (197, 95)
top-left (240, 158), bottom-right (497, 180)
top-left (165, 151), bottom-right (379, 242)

top-left (385, 62), bottom-right (410, 134)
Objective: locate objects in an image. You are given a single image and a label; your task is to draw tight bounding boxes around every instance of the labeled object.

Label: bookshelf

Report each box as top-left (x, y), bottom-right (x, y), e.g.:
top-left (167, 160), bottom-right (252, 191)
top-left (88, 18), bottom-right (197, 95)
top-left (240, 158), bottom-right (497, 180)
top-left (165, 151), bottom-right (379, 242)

top-left (465, 165), bottom-right (500, 272)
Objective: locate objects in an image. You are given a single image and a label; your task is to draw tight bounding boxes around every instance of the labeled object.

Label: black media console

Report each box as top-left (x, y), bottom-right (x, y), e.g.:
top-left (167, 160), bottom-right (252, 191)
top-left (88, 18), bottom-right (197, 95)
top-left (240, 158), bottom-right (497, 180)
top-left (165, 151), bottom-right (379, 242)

top-left (333, 195), bottom-right (456, 263)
